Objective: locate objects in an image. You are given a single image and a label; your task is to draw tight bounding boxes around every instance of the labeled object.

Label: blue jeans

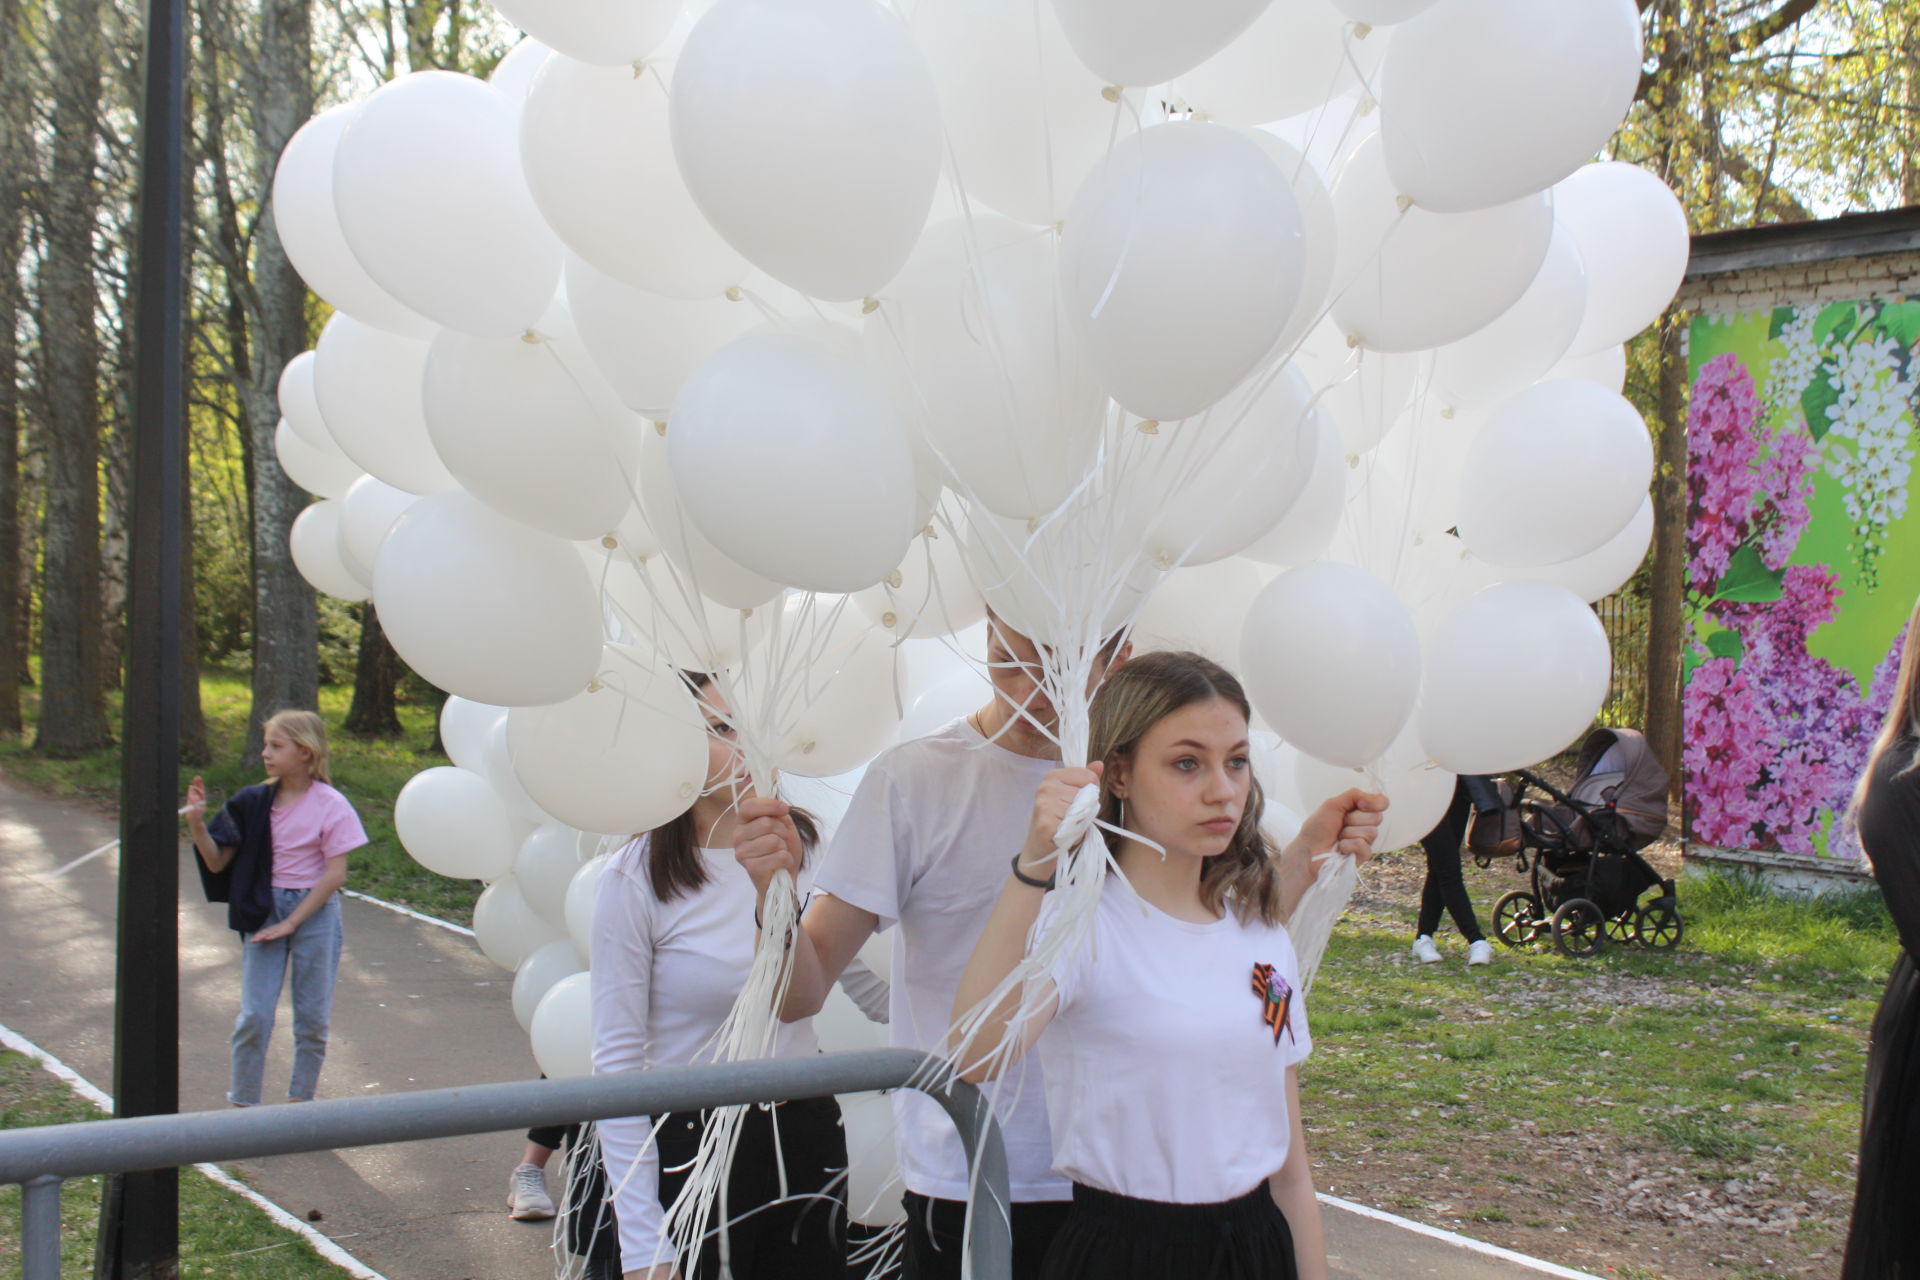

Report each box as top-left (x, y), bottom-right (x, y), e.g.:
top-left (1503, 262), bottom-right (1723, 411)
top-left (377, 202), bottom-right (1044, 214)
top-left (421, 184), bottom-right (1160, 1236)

top-left (229, 887), bottom-right (343, 1106)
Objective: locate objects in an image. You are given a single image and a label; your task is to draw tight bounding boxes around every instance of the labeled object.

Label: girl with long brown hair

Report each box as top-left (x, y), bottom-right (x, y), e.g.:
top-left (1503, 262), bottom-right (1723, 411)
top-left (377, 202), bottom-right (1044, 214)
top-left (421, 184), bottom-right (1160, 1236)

top-left (1843, 598), bottom-right (1920, 1279)
top-left (950, 651), bottom-right (1382, 1280)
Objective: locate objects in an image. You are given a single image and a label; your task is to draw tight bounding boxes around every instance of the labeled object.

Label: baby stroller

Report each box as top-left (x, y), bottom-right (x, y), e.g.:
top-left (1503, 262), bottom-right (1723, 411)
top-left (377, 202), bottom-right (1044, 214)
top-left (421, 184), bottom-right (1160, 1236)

top-left (1469, 728), bottom-right (1681, 959)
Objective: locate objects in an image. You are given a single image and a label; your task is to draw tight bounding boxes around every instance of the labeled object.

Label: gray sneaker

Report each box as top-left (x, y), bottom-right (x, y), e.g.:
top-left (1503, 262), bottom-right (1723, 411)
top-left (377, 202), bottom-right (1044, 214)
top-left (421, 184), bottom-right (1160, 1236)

top-left (507, 1162), bottom-right (555, 1221)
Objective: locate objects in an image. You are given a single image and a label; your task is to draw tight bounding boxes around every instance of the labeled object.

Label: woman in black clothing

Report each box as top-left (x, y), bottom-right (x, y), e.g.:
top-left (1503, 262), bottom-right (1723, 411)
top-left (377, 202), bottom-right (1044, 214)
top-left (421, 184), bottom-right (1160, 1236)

top-left (1845, 596), bottom-right (1920, 1280)
top-left (1412, 775), bottom-right (1499, 967)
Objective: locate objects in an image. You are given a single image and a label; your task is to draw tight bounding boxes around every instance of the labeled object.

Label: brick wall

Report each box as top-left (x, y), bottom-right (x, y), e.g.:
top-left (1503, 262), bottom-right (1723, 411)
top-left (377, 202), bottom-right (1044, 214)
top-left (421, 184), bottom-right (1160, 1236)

top-left (1678, 250), bottom-right (1920, 317)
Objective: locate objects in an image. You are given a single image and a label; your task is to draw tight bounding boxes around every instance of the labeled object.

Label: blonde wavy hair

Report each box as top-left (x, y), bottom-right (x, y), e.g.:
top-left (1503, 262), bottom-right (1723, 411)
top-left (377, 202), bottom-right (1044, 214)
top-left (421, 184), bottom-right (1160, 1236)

top-left (264, 709), bottom-right (332, 785)
top-left (1088, 650), bottom-right (1283, 926)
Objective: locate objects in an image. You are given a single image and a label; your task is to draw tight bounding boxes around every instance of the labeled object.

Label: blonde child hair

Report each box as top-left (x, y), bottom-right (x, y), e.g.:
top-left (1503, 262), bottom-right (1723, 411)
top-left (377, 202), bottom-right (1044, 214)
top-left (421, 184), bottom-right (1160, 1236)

top-left (264, 710), bottom-right (332, 785)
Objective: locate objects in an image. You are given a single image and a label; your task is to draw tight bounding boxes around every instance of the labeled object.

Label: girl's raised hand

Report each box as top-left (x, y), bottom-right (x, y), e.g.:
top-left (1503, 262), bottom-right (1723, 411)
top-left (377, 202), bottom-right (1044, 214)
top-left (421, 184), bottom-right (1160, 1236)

top-left (733, 795), bottom-right (804, 896)
top-left (184, 776), bottom-right (208, 827)
top-left (1019, 762), bottom-right (1104, 878)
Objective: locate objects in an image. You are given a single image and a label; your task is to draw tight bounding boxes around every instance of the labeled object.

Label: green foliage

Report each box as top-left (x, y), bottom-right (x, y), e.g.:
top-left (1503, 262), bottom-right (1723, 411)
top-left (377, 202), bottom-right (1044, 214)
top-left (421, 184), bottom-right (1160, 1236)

top-left (0, 1053), bottom-right (347, 1279)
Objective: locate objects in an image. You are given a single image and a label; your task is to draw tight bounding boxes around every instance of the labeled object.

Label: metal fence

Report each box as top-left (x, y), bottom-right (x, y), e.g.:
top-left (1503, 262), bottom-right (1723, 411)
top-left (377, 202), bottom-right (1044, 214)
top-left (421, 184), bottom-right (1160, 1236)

top-left (1595, 591), bottom-right (1650, 730)
top-left (0, 1048), bottom-right (1009, 1280)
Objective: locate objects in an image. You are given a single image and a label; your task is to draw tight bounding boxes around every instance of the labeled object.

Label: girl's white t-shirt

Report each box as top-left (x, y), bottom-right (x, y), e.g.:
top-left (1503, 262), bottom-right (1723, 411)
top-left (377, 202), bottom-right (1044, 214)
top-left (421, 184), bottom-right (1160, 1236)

top-left (590, 836), bottom-right (886, 1270)
top-left (1039, 876), bottom-right (1313, 1204)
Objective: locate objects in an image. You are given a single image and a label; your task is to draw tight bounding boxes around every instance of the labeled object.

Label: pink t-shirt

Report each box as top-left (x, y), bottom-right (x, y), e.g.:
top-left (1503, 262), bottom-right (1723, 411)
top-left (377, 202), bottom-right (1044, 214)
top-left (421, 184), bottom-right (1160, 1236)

top-left (269, 781), bottom-right (369, 888)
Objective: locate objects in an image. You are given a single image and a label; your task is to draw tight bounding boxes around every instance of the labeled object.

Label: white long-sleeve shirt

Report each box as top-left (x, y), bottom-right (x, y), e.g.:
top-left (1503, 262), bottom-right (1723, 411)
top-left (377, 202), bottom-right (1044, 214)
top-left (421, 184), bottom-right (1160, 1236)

top-left (590, 836), bottom-right (886, 1270)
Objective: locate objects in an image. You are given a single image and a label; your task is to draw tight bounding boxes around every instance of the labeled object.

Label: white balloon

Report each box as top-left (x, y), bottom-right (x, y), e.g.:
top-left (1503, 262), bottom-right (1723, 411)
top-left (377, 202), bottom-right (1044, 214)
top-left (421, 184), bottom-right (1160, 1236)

top-left (522, 58), bottom-right (747, 298)
top-left (911, 0), bottom-right (1117, 226)
top-left (1051, 0), bottom-right (1272, 86)
top-left (855, 519), bottom-right (987, 641)
top-left (1130, 557), bottom-right (1264, 672)
top-left (277, 352), bottom-right (335, 451)
top-left (275, 420), bottom-right (361, 501)
top-left (333, 71), bottom-right (562, 337)
top-left (1062, 122), bottom-right (1305, 421)
top-left (1491, 495), bottom-right (1652, 604)
top-left (1293, 730), bottom-right (1455, 852)
top-left (479, 707), bottom-right (560, 828)
top-left (476, 875), bottom-right (562, 971)
top-left (565, 258), bottom-right (759, 417)
top-left (529, 970), bottom-right (596, 1077)
top-left (670, 332), bottom-right (917, 592)
top-left (289, 501), bottom-right (368, 601)
top-left (564, 853), bottom-right (611, 964)
top-left (515, 822), bottom-right (597, 928)
top-left (1180, 0), bottom-right (1384, 124)
top-left (898, 665), bottom-right (992, 742)
top-left (339, 476), bottom-right (417, 575)
top-left (1117, 361), bottom-right (1322, 567)
top-left (1239, 417), bottom-right (1345, 568)
top-left (1543, 342), bottom-right (1627, 393)
top-left (311, 313), bottom-right (456, 496)
top-left (1457, 380), bottom-right (1653, 569)
top-left (868, 217), bottom-right (1106, 520)
top-left (271, 105), bottom-right (436, 339)
top-left (1240, 562), bottom-right (1422, 768)
top-left (591, 543), bottom-right (769, 670)
top-left (1379, 0), bottom-right (1641, 213)
top-left (1556, 163), bottom-right (1691, 356)
top-left (738, 604), bottom-right (902, 777)
top-left (670, 0), bottom-right (942, 300)
top-left (1418, 582), bottom-right (1611, 773)
top-left (507, 651), bottom-right (710, 835)
top-left (396, 765), bottom-right (519, 880)
top-left (440, 697), bottom-right (506, 773)
top-left (1330, 0), bottom-right (1438, 22)
top-left (1329, 135), bottom-right (1554, 353)
top-left (637, 428), bottom-right (783, 610)
top-left (1246, 132), bottom-right (1338, 357)
top-left (487, 36), bottom-right (554, 106)
top-left (512, 938), bottom-right (584, 1032)
top-left (422, 320), bottom-right (642, 541)
top-left (1288, 323), bottom-right (1419, 456)
top-left (1431, 222), bottom-right (1588, 410)
top-left (492, 0), bottom-right (680, 67)
top-left (1261, 91), bottom-right (1382, 189)
top-left (374, 490), bottom-right (604, 706)
top-left (961, 509), bottom-right (1159, 649)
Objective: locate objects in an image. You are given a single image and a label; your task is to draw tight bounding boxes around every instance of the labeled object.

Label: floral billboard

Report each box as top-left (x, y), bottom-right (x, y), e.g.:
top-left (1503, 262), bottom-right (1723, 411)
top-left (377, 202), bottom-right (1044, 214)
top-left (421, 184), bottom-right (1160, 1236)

top-left (1684, 300), bottom-right (1918, 860)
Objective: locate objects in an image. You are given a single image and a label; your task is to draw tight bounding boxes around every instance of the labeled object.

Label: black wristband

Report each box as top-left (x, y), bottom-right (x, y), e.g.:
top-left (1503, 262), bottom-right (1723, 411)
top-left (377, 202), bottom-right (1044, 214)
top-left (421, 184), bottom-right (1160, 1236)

top-left (1010, 852), bottom-right (1054, 891)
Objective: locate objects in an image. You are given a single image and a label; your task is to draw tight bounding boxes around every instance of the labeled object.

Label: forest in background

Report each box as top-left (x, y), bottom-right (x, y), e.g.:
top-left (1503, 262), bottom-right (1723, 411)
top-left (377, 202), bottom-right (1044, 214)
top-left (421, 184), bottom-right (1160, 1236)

top-left (0, 0), bottom-right (1915, 766)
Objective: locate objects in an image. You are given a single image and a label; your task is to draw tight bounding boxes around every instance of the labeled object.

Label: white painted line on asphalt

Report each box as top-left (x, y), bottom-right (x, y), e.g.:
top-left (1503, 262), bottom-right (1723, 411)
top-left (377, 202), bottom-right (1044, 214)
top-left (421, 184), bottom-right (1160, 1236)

top-left (342, 889), bottom-right (475, 937)
top-left (0, 1021), bottom-right (391, 1280)
top-left (1318, 1193), bottom-right (1601, 1279)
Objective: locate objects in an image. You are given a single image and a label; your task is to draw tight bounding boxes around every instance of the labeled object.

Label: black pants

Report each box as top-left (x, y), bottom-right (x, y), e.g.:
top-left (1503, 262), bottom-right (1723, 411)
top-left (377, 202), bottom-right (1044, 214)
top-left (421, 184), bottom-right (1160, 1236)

top-left (902, 1191), bottom-right (1071, 1280)
top-left (653, 1095), bottom-right (851, 1280)
top-left (1417, 778), bottom-right (1485, 943)
top-left (1041, 1182), bottom-right (1297, 1279)
top-left (1843, 949), bottom-right (1920, 1278)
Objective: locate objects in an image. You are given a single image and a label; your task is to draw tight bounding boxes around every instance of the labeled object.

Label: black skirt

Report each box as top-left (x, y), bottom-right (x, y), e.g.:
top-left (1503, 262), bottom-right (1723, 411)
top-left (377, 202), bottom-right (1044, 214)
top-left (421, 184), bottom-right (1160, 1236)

top-left (1844, 948), bottom-right (1920, 1279)
top-left (1040, 1182), bottom-right (1298, 1280)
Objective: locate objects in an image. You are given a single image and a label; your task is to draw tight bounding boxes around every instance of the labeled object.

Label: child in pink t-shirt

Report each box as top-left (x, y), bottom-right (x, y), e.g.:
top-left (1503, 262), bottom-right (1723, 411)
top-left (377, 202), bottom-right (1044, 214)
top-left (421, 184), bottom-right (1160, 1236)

top-left (185, 710), bottom-right (367, 1105)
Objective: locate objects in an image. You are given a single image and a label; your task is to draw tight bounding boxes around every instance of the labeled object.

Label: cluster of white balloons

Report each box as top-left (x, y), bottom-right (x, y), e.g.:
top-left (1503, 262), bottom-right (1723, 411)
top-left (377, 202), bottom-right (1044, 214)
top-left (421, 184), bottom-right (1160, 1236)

top-left (271, 0), bottom-right (1683, 1070)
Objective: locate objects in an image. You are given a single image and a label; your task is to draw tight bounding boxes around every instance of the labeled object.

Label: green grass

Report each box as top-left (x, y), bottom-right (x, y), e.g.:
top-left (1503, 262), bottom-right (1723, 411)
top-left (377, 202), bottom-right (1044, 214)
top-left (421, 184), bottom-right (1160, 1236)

top-left (1303, 866), bottom-right (1891, 1270)
top-left (0, 667), bottom-right (481, 925)
top-left (0, 1052), bottom-right (347, 1279)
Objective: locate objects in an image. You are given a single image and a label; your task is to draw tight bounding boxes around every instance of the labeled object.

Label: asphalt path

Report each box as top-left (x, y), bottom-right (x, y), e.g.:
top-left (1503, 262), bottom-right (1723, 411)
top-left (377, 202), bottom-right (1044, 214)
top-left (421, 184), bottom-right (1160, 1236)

top-left (0, 770), bottom-right (1589, 1280)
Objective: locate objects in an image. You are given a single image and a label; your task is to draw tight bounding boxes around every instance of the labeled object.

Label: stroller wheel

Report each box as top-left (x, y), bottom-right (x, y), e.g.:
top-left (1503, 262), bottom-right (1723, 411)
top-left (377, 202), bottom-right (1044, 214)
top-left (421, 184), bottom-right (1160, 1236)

top-left (1604, 912), bottom-right (1639, 946)
top-left (1550, 898), bottom-right (1606, 958)
top-left (1635, 898), bottom-right (1685, 950)
top-left (1492, 891), bottom-right (1546, 948)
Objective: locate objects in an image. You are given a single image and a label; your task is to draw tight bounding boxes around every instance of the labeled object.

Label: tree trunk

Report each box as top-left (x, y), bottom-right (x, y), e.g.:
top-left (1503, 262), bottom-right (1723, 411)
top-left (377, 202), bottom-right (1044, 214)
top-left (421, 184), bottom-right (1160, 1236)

top-left (179, 416), bottom-right (208, 764)
top-left (0, 0), bottom-right (25, 739)
top-left (35, 0), bottom-right (111, 755)
top-left (1644, 311), bottom-right (1689, 801)
top-left (241, 0), bottom-right (316, 760)
top-left (343, 602), bottom-right (402, 738)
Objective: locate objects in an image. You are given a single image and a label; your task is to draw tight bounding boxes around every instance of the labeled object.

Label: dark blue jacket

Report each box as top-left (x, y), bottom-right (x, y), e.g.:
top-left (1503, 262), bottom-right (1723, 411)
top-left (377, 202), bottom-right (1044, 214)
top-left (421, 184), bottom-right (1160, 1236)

top-left (197, 782), bottom-right (278, 934)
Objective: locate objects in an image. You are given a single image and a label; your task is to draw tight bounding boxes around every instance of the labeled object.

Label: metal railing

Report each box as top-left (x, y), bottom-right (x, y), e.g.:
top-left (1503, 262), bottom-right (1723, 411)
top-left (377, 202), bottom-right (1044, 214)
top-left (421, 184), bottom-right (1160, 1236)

top-left (0, 1048), bottom-right (1009, 1280)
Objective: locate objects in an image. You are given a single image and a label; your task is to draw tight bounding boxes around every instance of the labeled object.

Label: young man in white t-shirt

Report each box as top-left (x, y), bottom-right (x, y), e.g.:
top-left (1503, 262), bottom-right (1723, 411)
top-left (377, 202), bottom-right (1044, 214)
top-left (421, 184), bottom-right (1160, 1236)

top-left (734, 614), bottom-right (1351, 1278)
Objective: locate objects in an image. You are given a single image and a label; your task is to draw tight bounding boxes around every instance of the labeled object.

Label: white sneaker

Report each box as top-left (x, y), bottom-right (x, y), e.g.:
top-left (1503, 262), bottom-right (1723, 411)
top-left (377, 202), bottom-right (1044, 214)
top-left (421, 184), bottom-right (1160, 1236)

top-left (1412, 935), bottom-right (1442, 964)
top-left (508, 1163), bottom-right (555, 1221)
top-left (1467, 939), bottom-right (1495, 966)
